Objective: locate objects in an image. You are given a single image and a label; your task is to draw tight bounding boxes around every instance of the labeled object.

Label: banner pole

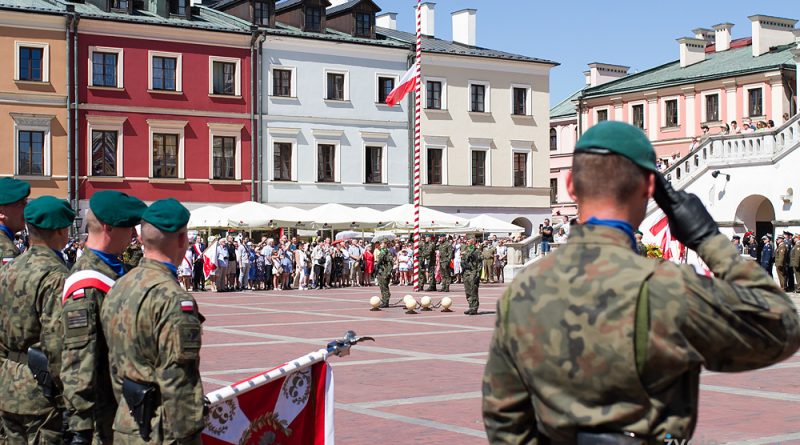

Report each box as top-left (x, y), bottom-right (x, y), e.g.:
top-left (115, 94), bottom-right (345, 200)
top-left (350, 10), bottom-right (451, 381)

top-left (412, 0), bottom-right (422, 292)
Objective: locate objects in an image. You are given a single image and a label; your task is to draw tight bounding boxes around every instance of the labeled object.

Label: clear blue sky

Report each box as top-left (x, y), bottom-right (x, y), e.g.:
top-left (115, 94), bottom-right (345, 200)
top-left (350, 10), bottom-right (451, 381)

top-left (387, 0), bottom-right (799, 106)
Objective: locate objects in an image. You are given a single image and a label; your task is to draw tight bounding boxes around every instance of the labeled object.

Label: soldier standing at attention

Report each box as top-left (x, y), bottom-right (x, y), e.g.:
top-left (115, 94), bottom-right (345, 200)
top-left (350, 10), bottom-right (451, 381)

top-left (375, 241), bottom-right (393, 308)
top-left (101, 198), bottom-right (204, 444)
top-left (425, 235), bottom-right (438, 292)
top-left (61, 191), bottom-right (147, 445)
top-left (792, 234), bottom-right (800, 293)
top-left (0, 196), bottom-right (75, 443)
top-left (775, 235), bottom-right (789, 291)
top-left (0, 178), bottom-right (30, 265)
top-left (438, 235), bottom-right (453, 292)
top-left (481, 240), bottom-right (497, 283)
top-left (482, 121), bottom-right (800, 443)
top-left (417, 234), bottom-right (431, 290)
top-left (461, 236), bottom-right (482, 315)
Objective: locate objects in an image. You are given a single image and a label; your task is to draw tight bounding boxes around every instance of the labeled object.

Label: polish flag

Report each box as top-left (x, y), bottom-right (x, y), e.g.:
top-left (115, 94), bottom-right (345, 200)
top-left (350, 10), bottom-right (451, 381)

top-left (202, 361), bottom-right (334, 445)
top-left (203, 240), bottom-right (219, 280)
top-left (385, 65), bottom-right (417, 107)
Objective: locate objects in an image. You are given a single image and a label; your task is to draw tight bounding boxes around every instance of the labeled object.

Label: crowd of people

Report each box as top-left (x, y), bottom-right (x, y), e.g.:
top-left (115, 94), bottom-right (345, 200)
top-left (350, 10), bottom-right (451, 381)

top-left (734, 231), bottom-right (800, 293)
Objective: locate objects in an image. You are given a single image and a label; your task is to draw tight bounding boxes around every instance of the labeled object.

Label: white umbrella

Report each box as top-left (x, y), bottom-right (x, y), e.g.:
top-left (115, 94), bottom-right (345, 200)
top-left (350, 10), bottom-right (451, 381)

top-left (223, 201), bottom-right (279, 229)
top-left (381, 204), bottom-right (469, 230)
top-left (335, 230), bottom-right (361, 241)
top-left (306, 203), bottom-right (365, 229)
top-left (188, 205), bottom-right (239, 229)
top-left (468, 214), bottom-right (525, 233)
top-left (271, 206), bottom-right (314, 227)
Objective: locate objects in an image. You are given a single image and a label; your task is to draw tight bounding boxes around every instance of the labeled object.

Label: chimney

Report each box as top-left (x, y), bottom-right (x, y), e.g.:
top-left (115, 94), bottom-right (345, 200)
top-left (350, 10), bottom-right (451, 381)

top-left (692, 27), bottom-right (715, 43)
top-left (420, 2), bottom-right (435, 36)
top-left (585, 63), bottom-right (629, 87)
top-left (376, 12), bottom-right (397, 30)
top-left (677, 37), bottom-right (706, 67)
top-left (451, 9), bottom-right (476, 46)
top-left (749, 15), bottom-right (798, 57)
top-left (712, 23), bottom-right (734, 51)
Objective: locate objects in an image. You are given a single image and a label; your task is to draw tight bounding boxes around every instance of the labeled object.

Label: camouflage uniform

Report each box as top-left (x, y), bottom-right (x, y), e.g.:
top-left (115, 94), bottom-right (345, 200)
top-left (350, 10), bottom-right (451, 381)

top-left (122, 243), bottom-right (143, 269)
top-left (375, 249), bottom-right (393, 306)
top-left (791, 240), bottom-right (800, 292)
top-left (101, 258), bottom-right (204, 444)
top-left (438, 239), bottom-right (453, 292)
top-left (417, 240), bottom-right (431, 289)
top-left (481, 244), bottom-right (496, 283)
top-left (61, 249), bottom-right (121, 443)
top-left (0, 245), bottom-right (69, 444)
top-left (461, 245), bottom-right (481, 311)
top-left (0, 229), bottom-right (20, 266)
top-left (425, 241), bottom-right (438, 291)
top-left (482, 225), bottom-right (800, 443)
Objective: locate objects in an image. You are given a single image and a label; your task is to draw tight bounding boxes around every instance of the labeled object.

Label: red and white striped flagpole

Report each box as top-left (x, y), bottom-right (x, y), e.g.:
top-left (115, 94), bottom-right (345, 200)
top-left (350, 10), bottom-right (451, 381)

top-left (412, 0), bottom-right (422, 292)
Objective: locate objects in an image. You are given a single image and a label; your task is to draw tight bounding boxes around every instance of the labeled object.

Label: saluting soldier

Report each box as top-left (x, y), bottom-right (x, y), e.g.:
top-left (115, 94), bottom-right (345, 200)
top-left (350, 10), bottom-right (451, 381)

top-left (0, 178), bottom-right (30, 266)
top-left (438, 235), bottom-right (453, 292)
top-left (482, 121), bottom-right (800, 443)
top-left (101, 199), bottom-right (205, 444)
top-left (61, 191), bottom-right (147, 445)
top-left (481, 240), bottom-right (496, 283)
top-left (0, 196), bottom-right (75, 444)
top-left (461, 236), bottom-right (482, 315)
top-left (374, 241), bottom-right (393, 308)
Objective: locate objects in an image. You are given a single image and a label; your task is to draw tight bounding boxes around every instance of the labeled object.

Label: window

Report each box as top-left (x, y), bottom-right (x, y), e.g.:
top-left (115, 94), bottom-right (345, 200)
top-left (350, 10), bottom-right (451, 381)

top-left (427, 148), bottom-right (442, 184)
top-left (91, 130), bottom-right (118, 176)
top-left (169, 0), bottom-right (186, 16)
top-left (317, 144), bottom-right (336, 182)
top-left (550, 178), bottom-right (558, 204)
top-left (111, 0), bottom-right (128, 9)
top-left (549, 128), bottom-right (557, 151)
top-left (212, 61), bottom-right (236, 95)
top-left (426, 81), bottom-right (442, 109)
top-left (18, 47), bottom-right (44, 82)
top-left (665, 99), bottom-right (679, 127)
top-left (305, 6), bottom-right (322, 32)
top-left (274, 142), bottom-right (292, 181)
top-left (470, 83), bottom-right (486, 112)
top-left (365, 146), bottom-right (382, 184)
top-left (471, 150), bottom-right (486, 186)
top-left (326, 72), bottom-right (345, 101)
top-left (632, 104), bottom-right (645, 129)
top-left (212, 136), bottom-right (236, 180)
top-left (596, 109), bottom-right (608, 122)
top-left (152, 56), bottom-right (177, 91)
top-left (152, 133), bottom-right (179, 178)
top-left (748, 88), bottom-right (763, 117)
top-left (377, 76), bottom-right (394, 104)
top-left (273, 69), bottom-right (292, 97)
top-left (254, 0), bottom-right (271, 26)
top-left (91, 52), bottom-right (118, 87)
top-left (513, 152), bottom-right (527, 187)
top-left (512, 87), bottom-right (527, 115)
top-left (18, 131), bottom-right (44, 176)
top-left (355, 12), bottom-right (373, 37)
top-left (705, 94), bottom-right (719, 122)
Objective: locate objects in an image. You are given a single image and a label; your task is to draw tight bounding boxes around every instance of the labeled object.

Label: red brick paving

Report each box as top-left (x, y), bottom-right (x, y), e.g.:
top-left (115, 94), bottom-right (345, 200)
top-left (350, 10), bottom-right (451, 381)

top-left (196, 284), bottom-right (800, 444)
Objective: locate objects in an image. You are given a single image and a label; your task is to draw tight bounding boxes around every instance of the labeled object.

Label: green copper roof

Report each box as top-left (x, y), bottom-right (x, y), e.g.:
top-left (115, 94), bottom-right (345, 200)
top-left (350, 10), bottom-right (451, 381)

top-left (0, 0), bottom-right (64, 15)
top-left (266, 23), bottom-right (409, 48)
top-left (550, 88), bottom-right (583, 119)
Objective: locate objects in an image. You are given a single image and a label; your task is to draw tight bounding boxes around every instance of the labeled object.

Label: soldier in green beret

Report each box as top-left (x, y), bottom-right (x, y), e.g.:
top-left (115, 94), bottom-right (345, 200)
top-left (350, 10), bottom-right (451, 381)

top-left (374, 240), bottom-right (393, 307)
top-left (61, 191), bottom-right (147, 445)
top-left (0, 177), bottom-right (31, 267)
top-left (101, 198), bottom-right (205, 444)
top-left (482, 121), bottom-right (800, 443)
top-left (438, 235), bottom-right (453, 292)
top-left (635, 230), bottom-right (647, 257)
top-left (461, 236), bottom-right (482, 315)
top-left (0, 196), bottom-right (75, 443)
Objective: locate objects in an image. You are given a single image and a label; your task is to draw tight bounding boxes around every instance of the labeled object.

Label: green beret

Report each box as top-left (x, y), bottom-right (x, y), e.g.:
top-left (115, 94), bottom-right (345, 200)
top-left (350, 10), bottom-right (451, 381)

top-left (142, 198), bottom-right (189, 232)
top-left (575, 121), bottom-right (657, 172)
top-left (24, 196), bottom-right (75, 230)
top-left (0, 178), bottom-right (31, 206)
top-left (89, 191), bottom-right (146, 227)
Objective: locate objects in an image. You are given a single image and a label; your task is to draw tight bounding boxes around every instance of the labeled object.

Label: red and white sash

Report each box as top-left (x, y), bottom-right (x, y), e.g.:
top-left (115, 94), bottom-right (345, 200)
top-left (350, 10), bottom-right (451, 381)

top-left (1, 257), bottom-right (13, 266)
top-left (62, 270), bottom-right (117, 305)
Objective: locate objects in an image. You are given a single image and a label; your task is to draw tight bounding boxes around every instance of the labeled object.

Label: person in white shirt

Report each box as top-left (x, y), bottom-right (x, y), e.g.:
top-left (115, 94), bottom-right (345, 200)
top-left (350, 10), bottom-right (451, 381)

top-left (261, 238), bottom-right (274, 290)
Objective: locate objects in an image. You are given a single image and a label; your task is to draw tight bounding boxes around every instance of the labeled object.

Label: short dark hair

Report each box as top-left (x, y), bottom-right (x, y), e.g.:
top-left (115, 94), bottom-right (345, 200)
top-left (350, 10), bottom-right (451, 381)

top-left (572, 152), bottom-right (649, 203)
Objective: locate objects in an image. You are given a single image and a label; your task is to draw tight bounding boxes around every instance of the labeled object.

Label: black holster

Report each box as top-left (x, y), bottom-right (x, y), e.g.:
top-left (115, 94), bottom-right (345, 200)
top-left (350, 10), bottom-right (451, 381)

top-left (576, 432), bottom-right (649, 445)
top-left (27, 347), bottom-right (56, 399)
top-left (122, 377), bottom-right (159, 442)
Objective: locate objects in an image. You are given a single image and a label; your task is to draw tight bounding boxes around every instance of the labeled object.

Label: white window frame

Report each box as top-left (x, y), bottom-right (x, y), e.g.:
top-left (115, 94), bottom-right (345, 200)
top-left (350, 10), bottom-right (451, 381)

top-left (268, 127), bottom-right (300, 182)
top-left (323, 68), bottom-right (350, 102)
top-left (88, 46), bottom-right (124, 88)
top-left (14, 41), bottom-right (50, 82)
top-left (742, 83), bottom-right (766, 118)
top-left (268, 65), bottom-right (297, 98)
top-left (312, 129), bottom-right (343, 183)
top-left (594, 106), bottom-right (611, 124)
top-left (147, 119), bottom-right (187, 179)
top-left (469, 138), bottom-right (492, 186)
top-left (361, 132), bottom-right (390, 184)
top-left (510, 83), bottom-right (532, 116)
top-left (375, 72), bottom-right (399, 105)
top-left (422, 136), bottom-right (448, 186)
top-left (208, 122), bottom-right (244, 181)
top-left (660, 95), bottom-right (680, 128)
top-left (208, 56), bottom-right (242, 97)
top-left (86, 115), bottom-right (126, 177)
top-left (627, 100), bottom-right (647, 130)
top-left (423, 76), bottom-right (448, 110)
top-left (699, 89), bottom-right (722, 123)
top-left (148, 50), bottom-right (183, 92)
top-left (511, 141), bottom-right (533, 188)
top-left (468, 80), bottom-right (491, 113)
top-left (11, 113), bottom-right (53, 177)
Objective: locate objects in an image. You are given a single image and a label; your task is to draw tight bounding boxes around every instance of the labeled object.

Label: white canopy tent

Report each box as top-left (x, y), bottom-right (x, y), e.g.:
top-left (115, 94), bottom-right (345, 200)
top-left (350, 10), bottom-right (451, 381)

top-left (468, 214), bottom-right (525, 234)
top-left (380, 204), bottom-right (469, 231)
top-left (224, 201), bottom-right (279, 229)
top-left (305, 203), bottom-right (378, 229)
top-left (188, 205), bottom-right (240, 229)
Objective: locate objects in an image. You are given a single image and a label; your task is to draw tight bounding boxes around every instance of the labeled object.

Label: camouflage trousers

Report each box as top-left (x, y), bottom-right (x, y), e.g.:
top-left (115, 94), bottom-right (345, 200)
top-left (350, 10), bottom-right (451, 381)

top-left (378, 276), bottom-right (391, 305)
top-left (1, 408), bottom-right (62, 445)
top-left (426, 264), bottom-right (437, 290)
top-left (463, 271), bottom-right (480, 310)
top-left (439, 261), bottom-right (451, 292)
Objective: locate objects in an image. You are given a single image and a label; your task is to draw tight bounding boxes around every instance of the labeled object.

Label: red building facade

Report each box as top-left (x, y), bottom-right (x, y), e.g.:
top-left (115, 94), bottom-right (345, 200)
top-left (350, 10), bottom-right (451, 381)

top-left (74, 4), bottom-right (253, 211)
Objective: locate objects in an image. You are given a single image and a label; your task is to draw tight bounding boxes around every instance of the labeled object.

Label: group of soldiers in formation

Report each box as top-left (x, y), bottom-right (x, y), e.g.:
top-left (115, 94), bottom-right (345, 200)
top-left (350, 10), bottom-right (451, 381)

top-left (373, 234), bottom-right (484, 315)
top-left (0, 178), bottom-right (205, 444)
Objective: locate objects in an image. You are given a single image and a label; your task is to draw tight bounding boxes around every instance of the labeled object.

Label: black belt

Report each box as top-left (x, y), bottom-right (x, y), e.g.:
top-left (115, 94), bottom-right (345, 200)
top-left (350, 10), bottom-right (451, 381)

top-left (5, 350), bottom-right (28, 365)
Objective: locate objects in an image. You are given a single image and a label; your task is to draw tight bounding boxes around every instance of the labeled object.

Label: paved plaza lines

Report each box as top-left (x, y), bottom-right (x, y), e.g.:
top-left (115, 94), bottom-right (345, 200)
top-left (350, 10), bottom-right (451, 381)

top-left (196, 287), bottom-right (800, 445)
